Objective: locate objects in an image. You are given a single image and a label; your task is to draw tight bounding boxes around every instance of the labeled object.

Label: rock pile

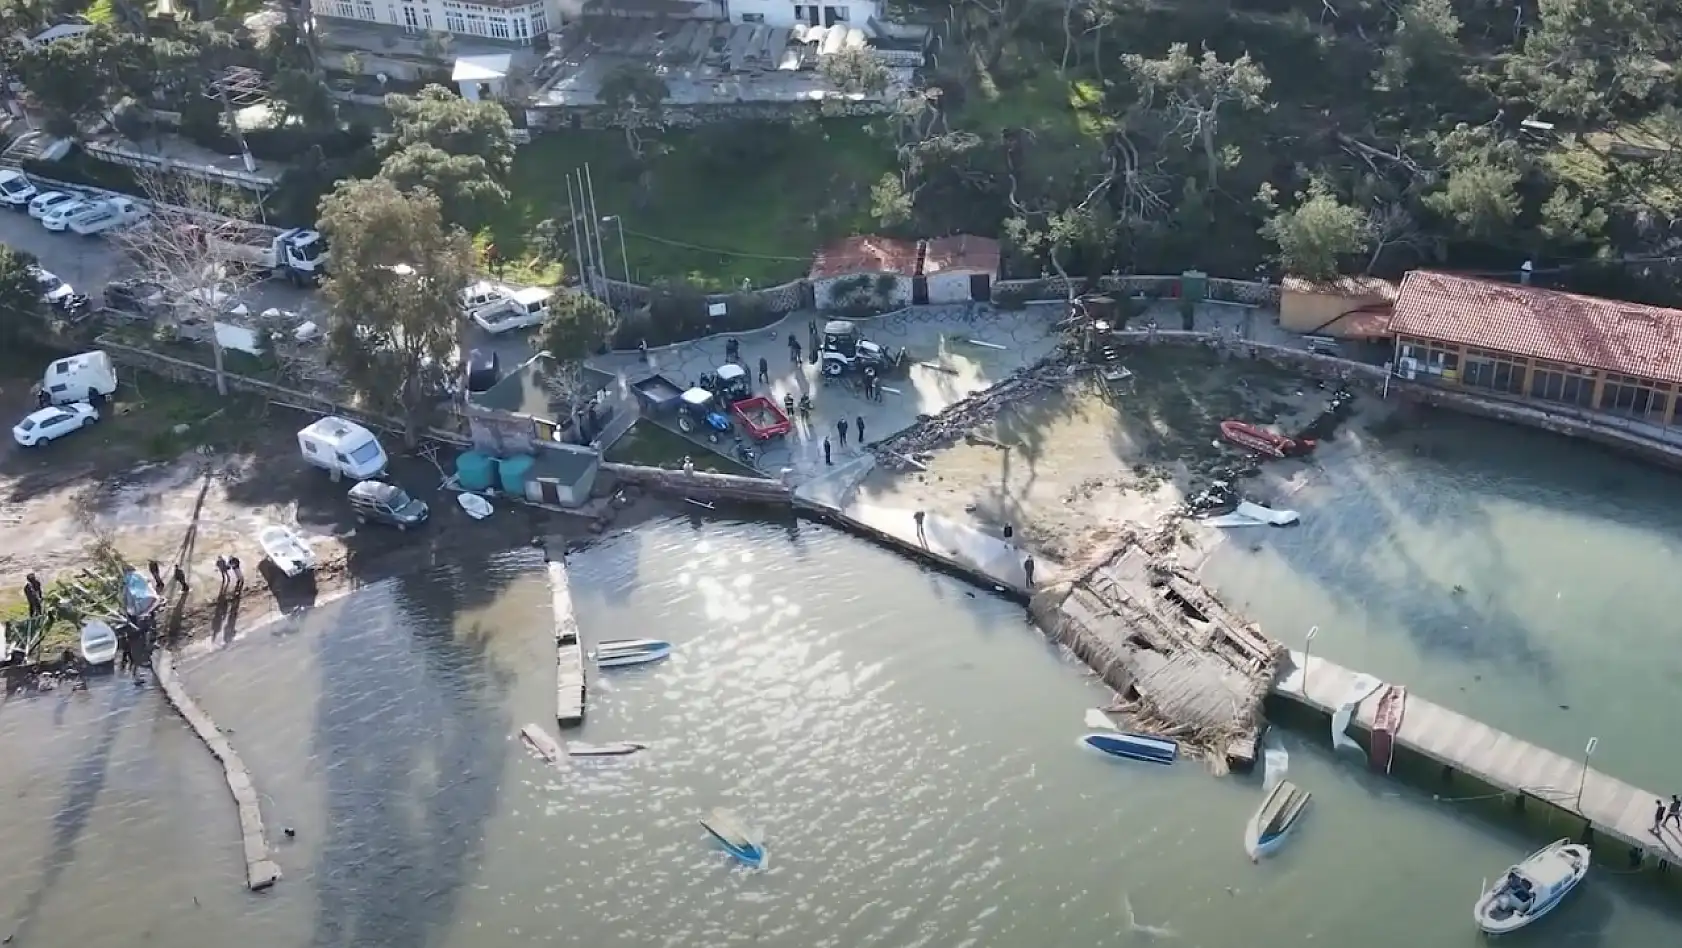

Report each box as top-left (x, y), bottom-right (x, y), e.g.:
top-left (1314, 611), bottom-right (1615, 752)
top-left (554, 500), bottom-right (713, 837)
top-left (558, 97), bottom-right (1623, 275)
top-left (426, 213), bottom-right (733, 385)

top-left (872, 355), bottom-right (1076, 471)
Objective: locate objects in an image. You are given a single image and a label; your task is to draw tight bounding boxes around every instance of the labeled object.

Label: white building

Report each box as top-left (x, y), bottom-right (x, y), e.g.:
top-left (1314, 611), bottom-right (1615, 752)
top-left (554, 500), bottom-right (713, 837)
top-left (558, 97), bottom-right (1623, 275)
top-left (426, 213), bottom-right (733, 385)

top-left (808, 235), bottom-right (917, 310)
top-left (724, 0), bottom-right (881, 28)
top-left (314, 0), bottom-right (555, 45)
top-left (920, 234), bottom-right (1001, 304)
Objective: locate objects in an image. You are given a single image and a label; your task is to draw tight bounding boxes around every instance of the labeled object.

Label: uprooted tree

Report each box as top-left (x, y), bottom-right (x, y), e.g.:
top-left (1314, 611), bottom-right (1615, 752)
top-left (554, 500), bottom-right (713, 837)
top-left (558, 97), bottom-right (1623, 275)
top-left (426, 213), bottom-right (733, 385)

top-left (317, 178), bottom-right (475, 441)
top-left (380, 85), bottom-right (516, 230)
top-left (0, 244), bottom-right (48, 347)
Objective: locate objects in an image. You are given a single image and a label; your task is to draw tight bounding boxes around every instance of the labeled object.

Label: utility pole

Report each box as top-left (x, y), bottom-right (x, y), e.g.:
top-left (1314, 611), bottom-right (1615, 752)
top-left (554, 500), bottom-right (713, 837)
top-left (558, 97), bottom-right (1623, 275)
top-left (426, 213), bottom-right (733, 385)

top-left (583, 164), bottom-right (610, 306)
top-left (565, 172), bottom-right (590, 296)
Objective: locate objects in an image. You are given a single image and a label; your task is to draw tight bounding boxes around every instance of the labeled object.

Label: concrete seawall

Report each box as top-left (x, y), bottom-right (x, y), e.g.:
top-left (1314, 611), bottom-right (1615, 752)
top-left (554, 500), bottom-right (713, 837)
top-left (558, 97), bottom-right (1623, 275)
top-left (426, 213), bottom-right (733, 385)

top-left (602, 463), bottom-right (794, 505)
top-left (153, 650), bottom-right (281, 891)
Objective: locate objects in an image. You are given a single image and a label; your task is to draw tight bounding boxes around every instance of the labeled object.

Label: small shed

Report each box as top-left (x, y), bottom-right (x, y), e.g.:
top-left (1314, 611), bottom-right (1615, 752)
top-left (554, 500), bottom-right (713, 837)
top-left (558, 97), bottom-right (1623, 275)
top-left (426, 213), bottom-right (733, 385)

top-left (1279, 276), bottom-right (1398, 339)
top-left (809, 236), bottom-right (919, 310)
top-left (453, 54), bottom-right (512, 103)
top-left (524, 443), bottom-right (600, 508)
top-left (920, 235), bottom-right (1001, 303)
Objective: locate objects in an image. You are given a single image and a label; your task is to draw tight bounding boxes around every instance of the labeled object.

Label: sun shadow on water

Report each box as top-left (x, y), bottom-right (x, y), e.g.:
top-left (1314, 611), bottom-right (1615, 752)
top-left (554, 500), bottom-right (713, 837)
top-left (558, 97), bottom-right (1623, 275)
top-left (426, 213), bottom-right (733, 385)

top-left (306, 562), bottom-right (516, 948)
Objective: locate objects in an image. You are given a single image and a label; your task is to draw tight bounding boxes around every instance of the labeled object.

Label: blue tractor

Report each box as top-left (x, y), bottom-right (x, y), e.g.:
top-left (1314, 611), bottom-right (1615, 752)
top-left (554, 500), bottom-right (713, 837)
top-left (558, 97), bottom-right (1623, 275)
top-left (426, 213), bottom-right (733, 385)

top-left (676, 386), bottom-right (732, 442)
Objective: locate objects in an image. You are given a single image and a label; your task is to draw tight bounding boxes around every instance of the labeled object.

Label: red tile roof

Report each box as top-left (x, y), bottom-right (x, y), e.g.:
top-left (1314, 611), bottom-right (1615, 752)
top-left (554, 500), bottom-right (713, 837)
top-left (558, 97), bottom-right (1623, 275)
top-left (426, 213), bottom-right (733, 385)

top-left (922, 235), bottom-right (1001, 276)
top-left (1388, 270), bottom-right (1682, 385)
top-left (809, 236), bottom-right (920, 280)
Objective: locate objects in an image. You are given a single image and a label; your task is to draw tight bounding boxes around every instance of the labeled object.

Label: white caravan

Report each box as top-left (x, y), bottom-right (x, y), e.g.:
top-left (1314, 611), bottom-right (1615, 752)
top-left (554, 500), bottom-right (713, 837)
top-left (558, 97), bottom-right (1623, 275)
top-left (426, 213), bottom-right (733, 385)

top-left (297, 416), bottom-right (388, 481)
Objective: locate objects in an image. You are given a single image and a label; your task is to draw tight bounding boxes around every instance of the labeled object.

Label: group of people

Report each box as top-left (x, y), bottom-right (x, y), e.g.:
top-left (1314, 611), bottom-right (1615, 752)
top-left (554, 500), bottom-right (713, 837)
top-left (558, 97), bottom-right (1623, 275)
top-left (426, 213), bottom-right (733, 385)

top-left (1652, 794), bottom-right (1681, 835)
top-left (818, 415), bottom-right (870, 466)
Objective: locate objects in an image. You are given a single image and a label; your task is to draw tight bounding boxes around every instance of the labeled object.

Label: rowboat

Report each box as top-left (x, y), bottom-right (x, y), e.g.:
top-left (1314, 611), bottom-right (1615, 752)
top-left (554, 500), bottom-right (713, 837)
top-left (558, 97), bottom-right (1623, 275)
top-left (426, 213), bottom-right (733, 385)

top-left (1370, 684), bottom-right (1407, 774)
top-left (1474, 840), bottom-right (1590, 934)
top-left (699, 808), bottom-right (766, 868)
top-left (1243, 779), bottom-right (1312, 861)
top-left (1080, 731), bottom-right (1179, 765)
top-left (258, 524), bottom-right (316, 577)
top-left (457, 492), bottom-right (493, 519)
top-left (1219, 420), bottom-right (1316, 459)
top-left (568, 741), bottom-right (647, 757)
top-left (594, 638), bottom-right (672, 668)
top-left (79, 619), bottom-right (118, 665)
top-left (519, 723), bottom-right (564, 762)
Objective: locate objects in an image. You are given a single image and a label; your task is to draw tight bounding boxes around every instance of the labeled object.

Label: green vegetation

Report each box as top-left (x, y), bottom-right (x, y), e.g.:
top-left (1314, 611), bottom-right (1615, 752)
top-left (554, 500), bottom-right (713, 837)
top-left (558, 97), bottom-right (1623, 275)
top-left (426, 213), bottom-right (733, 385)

top-left (486, 121), bottom-right (894, 290)
top-left (605, 421), bottom-right (759, 476)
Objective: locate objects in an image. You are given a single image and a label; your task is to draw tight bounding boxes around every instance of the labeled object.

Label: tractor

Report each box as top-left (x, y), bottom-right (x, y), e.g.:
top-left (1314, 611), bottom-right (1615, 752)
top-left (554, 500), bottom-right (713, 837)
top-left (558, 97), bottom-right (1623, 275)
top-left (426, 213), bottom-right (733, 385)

top-left (820, 320), bottom-right (902, 379)
top-left (676, 386), bottom-right (731, 442)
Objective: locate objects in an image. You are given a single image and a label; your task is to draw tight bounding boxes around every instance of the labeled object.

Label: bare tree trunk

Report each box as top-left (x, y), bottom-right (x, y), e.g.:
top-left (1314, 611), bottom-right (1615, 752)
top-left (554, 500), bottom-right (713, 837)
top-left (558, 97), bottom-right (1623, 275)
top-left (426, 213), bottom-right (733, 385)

top-left (1200, 121), bottom-right (1219, 188)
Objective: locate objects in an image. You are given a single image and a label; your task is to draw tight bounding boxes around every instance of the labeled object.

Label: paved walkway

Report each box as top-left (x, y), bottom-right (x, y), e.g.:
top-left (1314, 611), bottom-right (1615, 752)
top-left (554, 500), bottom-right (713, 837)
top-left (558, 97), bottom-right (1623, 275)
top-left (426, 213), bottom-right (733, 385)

top-left (801, 494), bottom-right (1032, 595)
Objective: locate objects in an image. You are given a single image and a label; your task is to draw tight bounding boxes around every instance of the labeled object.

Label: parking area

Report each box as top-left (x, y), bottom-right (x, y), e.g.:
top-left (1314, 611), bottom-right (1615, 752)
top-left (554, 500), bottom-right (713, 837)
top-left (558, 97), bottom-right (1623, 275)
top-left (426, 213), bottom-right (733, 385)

top-left (589, 305), bottom-right (1063, 485)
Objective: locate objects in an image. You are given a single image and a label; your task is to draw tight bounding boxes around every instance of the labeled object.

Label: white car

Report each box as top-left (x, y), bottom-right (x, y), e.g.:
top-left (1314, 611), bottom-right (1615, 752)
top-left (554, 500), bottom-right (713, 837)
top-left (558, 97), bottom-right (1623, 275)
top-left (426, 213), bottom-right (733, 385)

top-left (40, 199), bottom-right (91, 232)
top-left (0, 169), bottom-right (37, 209)
top-left (68, 197), bottom-right (148, 236)
top-left (28, 190), bottom-right (80, 220)
top-left (29, 266), bottom-right (74, 306)
top-left (13, 402), bottom-right (98, 447)
top-left (471, 287), bottom-right (552, 334)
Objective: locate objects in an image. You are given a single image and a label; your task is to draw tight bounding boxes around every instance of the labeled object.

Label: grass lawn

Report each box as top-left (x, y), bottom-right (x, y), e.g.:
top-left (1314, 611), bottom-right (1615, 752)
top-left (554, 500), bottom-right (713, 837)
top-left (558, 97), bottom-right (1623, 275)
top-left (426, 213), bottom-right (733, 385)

top-left (605, 420), bottom-right (759, 476)
top-left (485, 119), bottom-right (895, 291)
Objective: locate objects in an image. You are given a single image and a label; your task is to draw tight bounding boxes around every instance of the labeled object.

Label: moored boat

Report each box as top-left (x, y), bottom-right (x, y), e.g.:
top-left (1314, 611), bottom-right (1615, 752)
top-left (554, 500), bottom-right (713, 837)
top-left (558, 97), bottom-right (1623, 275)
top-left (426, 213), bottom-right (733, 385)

top-left (1370, 684), bottom-right (1407, 774)
top-left (1219, 420), bottom-right (1316, 459)
top-left (520, 723), bottom-right (564, 762)
top-left (79, 619), bottom-right (118, 665)
top-left (568, 741), bottom-right (647, 757)
top-left (1243, 779), bottom-right (1311, 861)
top-left (699, 808), bottom-right (766, 868)
top-left (258, 524), bottom-right (316, 578)
top-left (456, 492), bottom-right (493, 519)
top-left (1080, 731), bottom-right (1179, 765)
top-left (1474, 840), bottom-right (1590, 935)
top-left (594, 638), bottom-right (673, 668)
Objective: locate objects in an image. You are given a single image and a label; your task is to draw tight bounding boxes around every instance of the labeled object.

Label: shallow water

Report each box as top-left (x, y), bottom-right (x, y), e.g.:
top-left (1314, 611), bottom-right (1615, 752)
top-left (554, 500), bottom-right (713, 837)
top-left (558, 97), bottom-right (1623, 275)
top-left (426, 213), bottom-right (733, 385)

top-left (0, 413), bottom-right (1680, 947)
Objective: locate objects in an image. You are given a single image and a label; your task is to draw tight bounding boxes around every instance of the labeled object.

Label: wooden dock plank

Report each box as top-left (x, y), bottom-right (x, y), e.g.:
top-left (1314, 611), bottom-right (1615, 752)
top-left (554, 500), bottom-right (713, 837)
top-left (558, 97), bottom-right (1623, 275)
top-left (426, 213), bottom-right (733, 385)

top-left (1273, 651), bottom-right (1670, 856)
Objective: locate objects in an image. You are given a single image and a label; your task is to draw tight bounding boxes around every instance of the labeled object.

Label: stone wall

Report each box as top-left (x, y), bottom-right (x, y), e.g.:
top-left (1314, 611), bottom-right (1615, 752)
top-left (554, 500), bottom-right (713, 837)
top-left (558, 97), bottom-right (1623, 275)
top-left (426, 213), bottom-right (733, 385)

top-left (527, 99), bottom-right (889, 132)
top-left (601, 276), bottom-right (810, 315)
top-left (601, 462), bottom-right (794, 504)
top-left (993, 275), bottom-right (1283, 308)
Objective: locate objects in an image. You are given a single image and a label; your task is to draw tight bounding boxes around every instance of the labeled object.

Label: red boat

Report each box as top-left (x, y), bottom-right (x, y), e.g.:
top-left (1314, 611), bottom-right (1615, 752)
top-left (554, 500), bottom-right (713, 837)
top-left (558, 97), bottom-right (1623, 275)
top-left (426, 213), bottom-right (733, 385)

top-left (1370, 684), bottom-right (1406, 774)
top-left (730, 395), bottom-right (792, 440)
top-left (1219, 420), bottom-right (1316, 459)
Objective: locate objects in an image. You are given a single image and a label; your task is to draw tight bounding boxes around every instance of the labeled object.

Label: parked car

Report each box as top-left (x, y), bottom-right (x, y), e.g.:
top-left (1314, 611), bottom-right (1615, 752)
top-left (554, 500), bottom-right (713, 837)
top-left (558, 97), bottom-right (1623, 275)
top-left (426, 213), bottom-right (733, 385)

top-left (0, 169), bottom-right (37, 210)
top-left (27, 190), bottom-right (80, 220)
top-left (347, 479), bottom-right (429, 530)
top-left (67, 197), bottom-right (148, 236)
top-left (29, 266), bottom-right (74, 307)
top-left (473, 287), bottom-right (552, 334)
top-left (40, 199), bottom-right (91, 232)
top-left (12, 402), bottom-right (98, 447)
top-left (104, 278), bottom-right (170, 319)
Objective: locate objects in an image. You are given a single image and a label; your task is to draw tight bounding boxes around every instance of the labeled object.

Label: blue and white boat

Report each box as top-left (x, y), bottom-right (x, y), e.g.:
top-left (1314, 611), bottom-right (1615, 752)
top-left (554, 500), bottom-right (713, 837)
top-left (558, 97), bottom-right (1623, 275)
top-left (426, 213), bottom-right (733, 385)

top-left (594, 638), bottom-right (672, 668)
top-left (699, 808), bottom-right (765, 868)
top-left (1474, 839), bottom-right (1590, 935)
top-left (1080, 731), bottom-right (1179, 765)
top-left (1243, 779), bottom-right (1311, 861)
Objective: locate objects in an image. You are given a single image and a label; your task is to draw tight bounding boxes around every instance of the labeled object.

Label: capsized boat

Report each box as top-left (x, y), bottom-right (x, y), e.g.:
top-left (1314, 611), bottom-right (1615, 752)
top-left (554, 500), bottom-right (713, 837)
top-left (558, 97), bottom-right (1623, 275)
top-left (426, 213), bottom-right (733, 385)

top-left (457, 492), bottom-right (493, 520)
top-left (1370, 684), bottom-right (1407, 774)
top-left (1080, 731), bottom-right (1179, 765)
top-left (1243, 779), bottom-right (1311, 861)
top-left (699, 808), bottom-right (766, 868)
top-left (79, 619), bottom-right (119, 665)
top-left (1474, 840), bottom-right (1590, 934)
top-left (520, 723), bottom-right (564, 763)
top-left (594, 638), bottom-right (672, 668)
top-left (568, 741), bottom-right (647, 758)
top-left (258, 524), bottom-right (316, 577)
top-left (1219, 420), bottom-right (1316, 459)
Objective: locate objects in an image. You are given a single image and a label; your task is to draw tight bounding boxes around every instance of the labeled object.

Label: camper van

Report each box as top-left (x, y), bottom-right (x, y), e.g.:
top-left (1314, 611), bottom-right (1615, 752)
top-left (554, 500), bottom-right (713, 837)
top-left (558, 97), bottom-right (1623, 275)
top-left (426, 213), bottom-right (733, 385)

top-left (0, 170), bottom-right (38, 210)
top-left (41, 351), bottom-right (118, 405)
top-left (297, 416), bottom-right (388, 481)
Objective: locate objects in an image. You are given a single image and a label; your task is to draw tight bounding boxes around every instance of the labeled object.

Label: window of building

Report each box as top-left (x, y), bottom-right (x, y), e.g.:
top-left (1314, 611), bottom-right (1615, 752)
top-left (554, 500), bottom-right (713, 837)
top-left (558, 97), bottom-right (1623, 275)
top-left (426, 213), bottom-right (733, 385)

top-left (513, 15), bottom-right (529, 39)
top-left (446, 9), bottom-right (465, 31)
top-left (1599, 372), bottom-right (1670, 422)
top-left (465, 10), bottom-right (486, 34)
top-left (1460, 348), bottom-right (1527, 396)
top-left (354, 0), bottom-right (375, 19)
top-left (741, 12), bottom-right (764, 21)
top-left (329, 0), bottom-right (354, 17)
top-left (823, 5), bottom-right (849, 25)
top-left (1528, 361), bottom-right (1596, 409)
top-left (490, 16), bottom-right (510, 38)
top-left (1397, 338), bottom-right (1459, 377)
top-left (531, 10), bottom-right (547, 33)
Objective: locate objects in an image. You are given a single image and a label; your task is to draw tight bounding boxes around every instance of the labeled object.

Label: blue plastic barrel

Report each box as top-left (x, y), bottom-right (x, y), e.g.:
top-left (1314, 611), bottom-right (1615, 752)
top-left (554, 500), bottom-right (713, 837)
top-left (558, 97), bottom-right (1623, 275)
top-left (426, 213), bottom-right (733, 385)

top-left (455, 451), bottom-right (498, 492)
top-left (498, 454), bottom-right (536, 495)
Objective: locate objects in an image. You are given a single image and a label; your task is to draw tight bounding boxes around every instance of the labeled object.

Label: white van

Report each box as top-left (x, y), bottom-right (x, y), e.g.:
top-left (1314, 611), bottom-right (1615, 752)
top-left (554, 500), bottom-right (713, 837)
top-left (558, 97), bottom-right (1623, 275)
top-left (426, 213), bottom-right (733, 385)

top-left (297, 416), bottom-right (388, 481)
top-left (42, 351), bottom-right (118, 405)
top-left (0, 170), bottom-right (38, 210)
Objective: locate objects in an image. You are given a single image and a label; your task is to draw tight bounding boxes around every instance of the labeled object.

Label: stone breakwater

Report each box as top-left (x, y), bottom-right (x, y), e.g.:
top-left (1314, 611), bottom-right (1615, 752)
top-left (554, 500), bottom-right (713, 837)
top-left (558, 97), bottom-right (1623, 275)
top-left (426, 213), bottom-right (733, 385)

top-left (153, 650), bottom-right (281, 891)
top-left (870, 355), bottom-right (1078, 472)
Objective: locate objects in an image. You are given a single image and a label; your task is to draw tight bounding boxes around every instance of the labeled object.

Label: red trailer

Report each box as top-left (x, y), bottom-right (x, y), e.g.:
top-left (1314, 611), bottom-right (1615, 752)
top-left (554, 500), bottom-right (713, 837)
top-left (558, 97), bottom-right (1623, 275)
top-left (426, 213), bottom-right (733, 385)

top-left (731, 395), bottom-right (792, 439)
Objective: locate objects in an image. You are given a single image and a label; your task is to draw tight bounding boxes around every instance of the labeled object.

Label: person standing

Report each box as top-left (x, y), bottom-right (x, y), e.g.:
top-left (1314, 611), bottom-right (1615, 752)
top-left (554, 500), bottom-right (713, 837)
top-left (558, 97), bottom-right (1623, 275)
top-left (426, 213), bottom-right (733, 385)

top-left (1023, 556), bottom-right (1037, 588)
top-left (1654, 799), bottom-right (1667, 835)
top-left (215, 555), bottom-right (230, 591)
top-left (171, 563), bottom-right (190, 595)
top-left (23, 574), bottom-right (43, 617)
top-left (229, 556), bottom-right (244, 593)
top-left (837, 417), bottom-right (849, 447)
top-left (758, 356), bottom-right (770, 385)
top-left (1667, 795), bottom-right (1681, 829)
top-left (913, 510), bottom-right (926, 543)
top-left (638, 339), bottom-right (649, 363)
top-left (855, 415), bottom-right (866, 444)
top-left (148, 559), bottom-right (165, 591)
top-left (790, 336), bottom-right (802, 365)
top-left (822, 437), bottom-right (833, 466)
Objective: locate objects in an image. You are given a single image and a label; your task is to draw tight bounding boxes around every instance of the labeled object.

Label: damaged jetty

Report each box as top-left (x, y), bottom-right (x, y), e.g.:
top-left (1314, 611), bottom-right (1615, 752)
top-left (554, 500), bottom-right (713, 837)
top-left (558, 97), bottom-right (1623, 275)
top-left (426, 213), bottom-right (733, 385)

top-left (1032, 533), bottom-right (1283, 773)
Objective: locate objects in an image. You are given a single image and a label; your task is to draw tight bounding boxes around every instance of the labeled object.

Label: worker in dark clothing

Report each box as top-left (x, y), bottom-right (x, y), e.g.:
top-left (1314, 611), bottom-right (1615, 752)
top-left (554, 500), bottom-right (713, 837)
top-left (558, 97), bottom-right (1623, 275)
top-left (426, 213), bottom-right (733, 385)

top-left (758, 356), bottom-right (770, 385)
top-left (171, 564), bottom-right (189, 595)
top-left (790, 337), bottom-right (802, 364)
top-left (822, 437), bottom-right (833, 466)
top-left (638, 339), bottom-right (649, 362)
top-left (837, 417), bottom-right (849, 446)
top-left (23, 574), bottom-right (43, 617)
top-left (148, 560), bottom-right (165, 591)
top-left (855, 415), bottom-right (866, 443)
top-left (783, 392), bottom-right (796, 417)
top-left (1023, 557), bottom-right (1037, 587)
top-left (725, 338), bottom-right (740, 363)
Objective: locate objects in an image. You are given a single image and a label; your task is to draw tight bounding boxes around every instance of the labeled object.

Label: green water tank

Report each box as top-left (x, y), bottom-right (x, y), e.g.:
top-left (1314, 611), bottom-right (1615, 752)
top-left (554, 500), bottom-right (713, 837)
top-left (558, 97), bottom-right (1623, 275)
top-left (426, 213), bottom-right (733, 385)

top-left (499, 454), bottom-right (537, 495)
top-left (455, 451), bottom-right (498, 492)
top-left (1180, 270), bottom-right (1208, 302)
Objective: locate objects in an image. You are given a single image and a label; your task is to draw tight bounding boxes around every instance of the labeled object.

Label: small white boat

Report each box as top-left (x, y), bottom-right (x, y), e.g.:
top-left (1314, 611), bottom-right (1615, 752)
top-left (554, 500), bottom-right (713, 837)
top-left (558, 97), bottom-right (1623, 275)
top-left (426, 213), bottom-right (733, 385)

top-left (1243, 779), bottom-right (1311, 861)
top-left (568, 741), bottom-right (647, 758)
top-left (457, 492), bottom-right (493, 519)
top-left (1080, 731), bottom-right (1179, 765)
top-left (258, 524), bottom-right (316, 577)
top-left (594, 638), bottom-right (672, 668)
top-left (1206, 501), bottom-right (1301, 528)
top-left (1474, 839), bottom-right (1590, 934)
top-left (520, 723), bottom-right (564, 763)
top-left (699, 808), bottom-right (766, 868)
top-left (79, 619), bottom-right (118, 665)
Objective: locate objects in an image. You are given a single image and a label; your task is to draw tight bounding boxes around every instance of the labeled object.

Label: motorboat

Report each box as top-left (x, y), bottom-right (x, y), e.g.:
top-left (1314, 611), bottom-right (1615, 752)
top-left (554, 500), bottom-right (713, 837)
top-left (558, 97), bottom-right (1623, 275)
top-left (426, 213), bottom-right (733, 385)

top-left (1370, 684), bottom-right (1407, 774)
top-left (1474, 840), bottom-right (1590, 934)
top-left (456, 492), bottom-right (493, 520)
top-left (258, 524), bottom-right (316, 577)
top-left (568, 741), bottom-right (647, 758)
top-left (1205, 501), bottom-right (1301, 528)
top-left (699, 808), bottom-right (766, 868)
top-left (1219, 420), bottom-right (1315, 459)
top-left (79, 619), bottom-right (118, 665)
top-left (1243, 779), bottom-right (1311, 861)
top-left (594, 638), bottom-right (673, 668)
top-left (520, 723), bottom-right (564, 763)
top-left (1080, 731), bottom-right (1179, 765)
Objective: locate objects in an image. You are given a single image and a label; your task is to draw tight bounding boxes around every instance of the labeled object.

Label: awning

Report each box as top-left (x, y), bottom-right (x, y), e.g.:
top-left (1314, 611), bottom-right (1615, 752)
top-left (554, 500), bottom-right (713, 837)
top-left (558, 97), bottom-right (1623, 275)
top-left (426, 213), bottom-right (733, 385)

top-left (452, 54), bottom-right (513, 83)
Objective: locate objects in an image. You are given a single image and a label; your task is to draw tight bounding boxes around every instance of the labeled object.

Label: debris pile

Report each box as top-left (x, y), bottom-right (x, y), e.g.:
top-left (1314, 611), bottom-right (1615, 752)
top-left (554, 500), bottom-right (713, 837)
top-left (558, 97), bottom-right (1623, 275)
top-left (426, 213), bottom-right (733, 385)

top-left (872, 355), bottom-right (1076, 471)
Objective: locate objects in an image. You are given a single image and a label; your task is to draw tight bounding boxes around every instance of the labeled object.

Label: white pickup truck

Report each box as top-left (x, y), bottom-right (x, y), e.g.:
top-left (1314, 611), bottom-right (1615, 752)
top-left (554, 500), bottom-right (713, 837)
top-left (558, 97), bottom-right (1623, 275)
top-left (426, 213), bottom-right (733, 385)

top-left (66, 197), bottom-right (148, 236)
top-left (203, 226), bottom-right (329, 287)
top-left (471, 286), bottom-right (553, 334)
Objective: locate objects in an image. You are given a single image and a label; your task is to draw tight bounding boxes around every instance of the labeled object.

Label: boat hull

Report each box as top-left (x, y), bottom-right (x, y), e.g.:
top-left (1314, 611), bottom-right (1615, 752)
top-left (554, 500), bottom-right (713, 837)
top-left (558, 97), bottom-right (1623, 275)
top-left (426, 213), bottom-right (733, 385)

top-left (1080, 731), bottom-right (1179, 765)
top-left (1243, 780), bottom-right (1312, 861)
top-left (79, 619), bottom-right (119, 665)
top-left (1371, 685), bottom-right (1406, 774)
top-left (595, 639), bottom-right (673, 668)
top-left (258, 526), bottom-right (316, 577)
top-left (1474, 841), bottom-right (1590, 935)
top-left (700, 810), bottom-right (765, 868)
top-left (568, 741), bottom-right (647, 757)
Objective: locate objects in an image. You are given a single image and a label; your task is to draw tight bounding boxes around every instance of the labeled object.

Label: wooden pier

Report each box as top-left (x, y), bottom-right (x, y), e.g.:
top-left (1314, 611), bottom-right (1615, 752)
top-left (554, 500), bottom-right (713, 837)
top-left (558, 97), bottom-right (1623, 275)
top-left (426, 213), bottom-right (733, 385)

top-left (547, 557), bottom-right (586, 728)
top-left (1274, 651), bottom-right (1678, 866)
